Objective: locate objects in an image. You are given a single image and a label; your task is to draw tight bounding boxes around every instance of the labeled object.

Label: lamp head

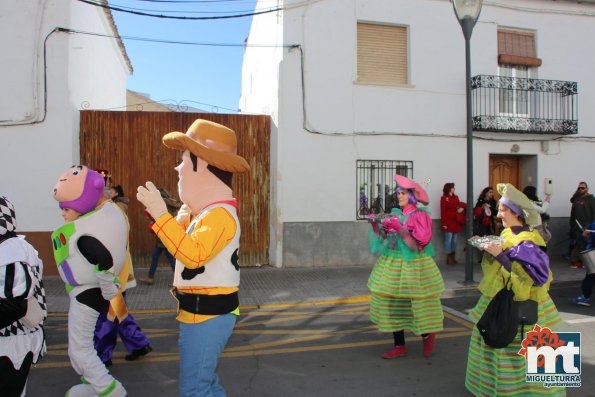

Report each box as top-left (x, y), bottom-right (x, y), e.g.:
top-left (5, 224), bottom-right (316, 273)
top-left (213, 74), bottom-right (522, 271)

top-left (452, 0), bottom-right (483, 23)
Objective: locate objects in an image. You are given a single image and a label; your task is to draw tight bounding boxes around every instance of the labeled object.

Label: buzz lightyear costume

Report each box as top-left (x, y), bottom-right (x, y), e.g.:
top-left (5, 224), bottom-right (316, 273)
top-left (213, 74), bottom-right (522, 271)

top-left (52, 204), bottom-right (126, 298)
top-left (51, 168), bottom-right (127, 397)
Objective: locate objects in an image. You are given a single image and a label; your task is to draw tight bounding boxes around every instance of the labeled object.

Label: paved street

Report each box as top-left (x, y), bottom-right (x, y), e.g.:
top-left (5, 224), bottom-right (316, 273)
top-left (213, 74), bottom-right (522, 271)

top-left (27, 286), bottom-right (594, 396)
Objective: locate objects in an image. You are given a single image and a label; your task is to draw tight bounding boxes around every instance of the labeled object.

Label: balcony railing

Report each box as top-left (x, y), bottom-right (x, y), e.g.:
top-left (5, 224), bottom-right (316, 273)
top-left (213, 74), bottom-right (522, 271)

top-left (471, 75), bottom-right (578, 135)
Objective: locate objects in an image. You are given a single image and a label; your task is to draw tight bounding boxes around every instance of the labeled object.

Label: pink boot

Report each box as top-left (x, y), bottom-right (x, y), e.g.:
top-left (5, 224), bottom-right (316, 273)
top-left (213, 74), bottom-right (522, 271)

top-left (381, 345), bottom-right (407, 359)
top-left (422, 333), bottom-right (436, 358)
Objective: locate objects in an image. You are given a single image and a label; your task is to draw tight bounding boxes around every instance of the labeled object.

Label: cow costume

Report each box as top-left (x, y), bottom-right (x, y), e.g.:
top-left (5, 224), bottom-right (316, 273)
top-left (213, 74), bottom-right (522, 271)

top-left (52, 166), bottom-right (126, 397)
top-left (137, 119), bottom-right (250, 396)
top-left (0, 196), bottom-right (46, 396)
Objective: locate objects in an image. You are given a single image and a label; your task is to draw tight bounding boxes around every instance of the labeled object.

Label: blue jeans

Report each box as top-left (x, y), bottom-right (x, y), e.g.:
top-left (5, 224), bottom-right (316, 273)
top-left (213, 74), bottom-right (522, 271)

top-left (178, 314), bottom-right (236, 397)
top-left (149, 245), bottom-right (176, 276)
top-left (444, 232), bottom-right (458, 253)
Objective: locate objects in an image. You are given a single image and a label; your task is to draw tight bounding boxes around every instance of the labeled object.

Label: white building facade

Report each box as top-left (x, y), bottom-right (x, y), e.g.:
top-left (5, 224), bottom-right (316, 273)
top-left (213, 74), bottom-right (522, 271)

top-left (0, 0), bottom-right (131, 254)
top-left (240, 0), bottom-right (595, 267)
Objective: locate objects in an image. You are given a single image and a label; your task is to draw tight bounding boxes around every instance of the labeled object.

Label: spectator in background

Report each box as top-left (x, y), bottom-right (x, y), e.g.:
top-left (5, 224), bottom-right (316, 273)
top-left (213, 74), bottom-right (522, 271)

top-left (566, 186), bottom-right (583, 260)
top-left (473, 186), bottom-right (497, 237)
top-left (571, 222), bottom-right (595, 307)
top-left (473, 187), bottom-right (497, 263)
top-left (384, 184), bottom-right (396, 213)
top-left (522, 186), bottom-right (552, 245)
top-left (569, 182), bottom-right (595, 268)
top-left (440, 182), bottom-right (465, 265)
top-left (140, 188), bottom-right (181, 285)
top-left (109, 185), bottom-right (129, 215)
top-left (359, 188), bottom-right (369, 216)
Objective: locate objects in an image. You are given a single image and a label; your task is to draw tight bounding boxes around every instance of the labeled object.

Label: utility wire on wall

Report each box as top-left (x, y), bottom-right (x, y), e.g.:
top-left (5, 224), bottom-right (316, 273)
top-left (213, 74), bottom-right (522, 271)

top-left (293, 45), bottom-right (595, 142)
top-left (0, 27), bottom-right (61, 126)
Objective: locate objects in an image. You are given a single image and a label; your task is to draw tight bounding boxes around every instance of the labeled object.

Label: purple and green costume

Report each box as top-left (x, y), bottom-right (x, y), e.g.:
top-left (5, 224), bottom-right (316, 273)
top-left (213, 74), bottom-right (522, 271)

top-left (367, 205), bottom-right (445, 335)
top-left (465, 226), bottom-right (565, 396)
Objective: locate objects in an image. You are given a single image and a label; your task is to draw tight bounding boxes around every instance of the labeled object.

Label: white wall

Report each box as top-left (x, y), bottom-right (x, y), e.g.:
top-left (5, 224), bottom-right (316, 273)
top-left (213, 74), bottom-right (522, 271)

top-left (242, 0), bottom-right (595, 265)
top-left (241, 2), bottom-right (287, 265)
top-left (0, 0), bottom-right (129, 232)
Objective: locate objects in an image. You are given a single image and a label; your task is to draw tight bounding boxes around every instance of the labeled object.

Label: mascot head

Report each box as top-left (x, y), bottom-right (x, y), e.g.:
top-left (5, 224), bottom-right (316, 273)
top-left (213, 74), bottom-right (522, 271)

top-left (162, 119), bottom-right (249, 212)
top-left (53, 165), bottom-right (105, 214)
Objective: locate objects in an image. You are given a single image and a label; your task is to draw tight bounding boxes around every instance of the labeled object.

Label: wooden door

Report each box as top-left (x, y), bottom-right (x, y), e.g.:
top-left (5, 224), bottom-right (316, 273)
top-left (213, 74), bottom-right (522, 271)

top-left (489, 155), bottom-right (520, 199)
top-left (489, 155), bottom-right (520, 235)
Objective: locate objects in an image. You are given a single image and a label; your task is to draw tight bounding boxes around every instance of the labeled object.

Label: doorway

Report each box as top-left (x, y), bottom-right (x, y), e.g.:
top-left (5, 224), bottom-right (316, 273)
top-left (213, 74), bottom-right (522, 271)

top-left (489, 154), bottom-right (521, 200)
top-left (489, 154), bottom-right (540, 233)
top-left (488, 154), bottom-right (539, 198)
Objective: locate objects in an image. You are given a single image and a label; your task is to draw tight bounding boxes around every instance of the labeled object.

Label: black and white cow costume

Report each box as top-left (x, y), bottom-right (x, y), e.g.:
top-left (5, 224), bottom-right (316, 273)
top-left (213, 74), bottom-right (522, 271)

top-left (0, 196), bottom-right (47, 397)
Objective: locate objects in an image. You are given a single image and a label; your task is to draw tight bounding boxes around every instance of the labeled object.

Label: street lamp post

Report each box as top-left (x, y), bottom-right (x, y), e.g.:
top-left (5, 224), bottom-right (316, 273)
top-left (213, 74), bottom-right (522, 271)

top-left (452, 0), bottom-right (482, 284)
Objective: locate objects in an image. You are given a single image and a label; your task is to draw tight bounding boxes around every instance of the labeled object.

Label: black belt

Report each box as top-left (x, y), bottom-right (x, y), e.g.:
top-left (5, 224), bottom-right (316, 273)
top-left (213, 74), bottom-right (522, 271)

top-left (173, 290), bottom-right (239, 315)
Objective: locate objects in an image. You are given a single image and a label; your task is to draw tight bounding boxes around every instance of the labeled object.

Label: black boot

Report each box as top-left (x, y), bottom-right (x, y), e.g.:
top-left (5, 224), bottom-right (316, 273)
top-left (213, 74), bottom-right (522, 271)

top-left (125, 344), bottom-right (152, 361)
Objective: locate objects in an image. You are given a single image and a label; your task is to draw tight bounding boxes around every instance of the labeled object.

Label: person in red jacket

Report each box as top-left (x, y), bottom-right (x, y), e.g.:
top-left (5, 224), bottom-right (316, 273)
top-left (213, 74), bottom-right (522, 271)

top-left (440, 182), bottom-right (465, 265)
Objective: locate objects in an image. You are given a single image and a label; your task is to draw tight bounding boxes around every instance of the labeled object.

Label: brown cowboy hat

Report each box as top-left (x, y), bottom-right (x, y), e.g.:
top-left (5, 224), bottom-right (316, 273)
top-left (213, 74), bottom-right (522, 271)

top-left (162, 119), bottom-right (250, 173)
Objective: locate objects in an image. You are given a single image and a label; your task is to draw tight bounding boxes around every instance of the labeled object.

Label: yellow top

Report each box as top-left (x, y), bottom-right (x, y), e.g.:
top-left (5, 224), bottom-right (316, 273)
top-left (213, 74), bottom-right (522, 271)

top-left (152, 204), bottom-right (239, 323)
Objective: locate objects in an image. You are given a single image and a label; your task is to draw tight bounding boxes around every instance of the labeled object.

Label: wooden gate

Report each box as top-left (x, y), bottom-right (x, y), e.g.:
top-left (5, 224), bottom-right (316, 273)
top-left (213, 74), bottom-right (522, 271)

top-left (79, 111), bottom-right (270, 267)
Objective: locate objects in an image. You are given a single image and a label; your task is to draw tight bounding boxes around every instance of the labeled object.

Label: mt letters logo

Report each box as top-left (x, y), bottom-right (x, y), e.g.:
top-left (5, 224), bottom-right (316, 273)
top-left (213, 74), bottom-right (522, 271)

top-left (518, 324), bottom-right (581, 388)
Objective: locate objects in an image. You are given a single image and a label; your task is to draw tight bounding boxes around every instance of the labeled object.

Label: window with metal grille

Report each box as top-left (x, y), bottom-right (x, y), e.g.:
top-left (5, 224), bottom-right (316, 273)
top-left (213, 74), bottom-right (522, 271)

top-left (357, 22), bottom-right (408, 85)
top-left (356, 160), bottom-right (413, 220)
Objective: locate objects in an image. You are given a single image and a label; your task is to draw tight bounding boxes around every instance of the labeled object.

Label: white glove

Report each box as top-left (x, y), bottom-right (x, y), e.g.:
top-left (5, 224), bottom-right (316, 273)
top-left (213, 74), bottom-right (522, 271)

top-left (95, 269), bottom-right (121, 301)
top-left (176, 204), bottom-right (192, 225)
top-left (21, 298), bottom-right (44, 328)
top-left (137, 181), bottom-right (168, 220)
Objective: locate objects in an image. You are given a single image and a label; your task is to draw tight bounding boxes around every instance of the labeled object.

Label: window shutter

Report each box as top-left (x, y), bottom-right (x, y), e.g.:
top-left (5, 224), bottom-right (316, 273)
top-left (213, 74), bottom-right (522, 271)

top-left (357, 23), bottom-right (408, 85)
top-left (497, 29), bottom-right (542, 67)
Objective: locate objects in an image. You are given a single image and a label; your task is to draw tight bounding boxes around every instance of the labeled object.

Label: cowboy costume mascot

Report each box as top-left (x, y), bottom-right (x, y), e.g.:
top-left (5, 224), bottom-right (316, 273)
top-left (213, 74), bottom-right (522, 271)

top-left (137, 119), bottom-right (249, 397)
top-left (367, 175), bottom-right (445, 359)
top-left (52, 166), bottom-right (127, 397)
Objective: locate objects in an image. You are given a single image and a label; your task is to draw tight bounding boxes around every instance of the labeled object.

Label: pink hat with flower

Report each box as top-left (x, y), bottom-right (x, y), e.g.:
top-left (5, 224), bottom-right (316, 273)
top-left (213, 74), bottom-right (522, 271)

top-left (394, 175), bottom-right (429, 205)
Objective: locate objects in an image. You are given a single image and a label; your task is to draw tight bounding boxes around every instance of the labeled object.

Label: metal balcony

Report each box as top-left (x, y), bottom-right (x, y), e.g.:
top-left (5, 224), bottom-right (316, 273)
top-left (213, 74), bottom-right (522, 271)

top-left (471, 75), bottom-right (578, 135)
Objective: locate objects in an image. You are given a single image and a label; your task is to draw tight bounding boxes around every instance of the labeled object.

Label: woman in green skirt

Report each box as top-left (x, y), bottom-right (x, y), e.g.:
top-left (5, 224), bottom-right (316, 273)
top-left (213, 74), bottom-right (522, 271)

top-left (368, 175), bottom-right (445, 359)
top-left (465, 183), bottom-right (565, 396)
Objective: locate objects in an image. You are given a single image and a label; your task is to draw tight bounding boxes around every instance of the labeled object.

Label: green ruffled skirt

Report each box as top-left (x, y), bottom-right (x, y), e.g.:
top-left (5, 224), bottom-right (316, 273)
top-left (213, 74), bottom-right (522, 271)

top-left (465, 294), bottom-right (566, 396)
top-left (367, 249), bottom-right (445, 334)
